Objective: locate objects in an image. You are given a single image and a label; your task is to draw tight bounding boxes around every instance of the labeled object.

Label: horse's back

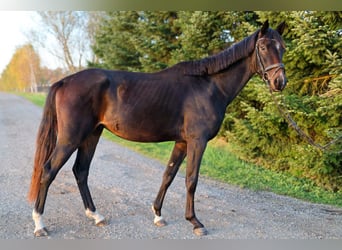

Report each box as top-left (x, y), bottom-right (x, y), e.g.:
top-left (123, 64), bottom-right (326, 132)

top-left (52, 67), bottom-right (217, 143)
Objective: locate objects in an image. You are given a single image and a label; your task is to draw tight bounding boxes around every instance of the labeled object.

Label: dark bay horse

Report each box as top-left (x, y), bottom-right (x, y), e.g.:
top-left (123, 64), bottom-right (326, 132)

top-left (28, 20), bottom-right (287, 237)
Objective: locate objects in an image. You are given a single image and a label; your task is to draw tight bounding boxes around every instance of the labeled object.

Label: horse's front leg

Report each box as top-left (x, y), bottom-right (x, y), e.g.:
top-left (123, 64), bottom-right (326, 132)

top-left (185, 138), bottom-right (208, 236)
top-left (152, 141), bottom-right (187, 227)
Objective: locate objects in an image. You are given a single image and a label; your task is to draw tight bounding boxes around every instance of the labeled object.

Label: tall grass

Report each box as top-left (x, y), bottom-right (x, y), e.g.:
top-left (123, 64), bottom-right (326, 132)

top-left (20, 92), bottom-right (342, 207)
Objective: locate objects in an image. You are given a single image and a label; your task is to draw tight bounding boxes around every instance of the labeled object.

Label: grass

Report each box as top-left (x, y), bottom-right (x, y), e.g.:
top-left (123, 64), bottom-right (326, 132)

top-left (19, 92), bottom-right (342, 207)
top-left (18, 92), bottom-right (47, 107)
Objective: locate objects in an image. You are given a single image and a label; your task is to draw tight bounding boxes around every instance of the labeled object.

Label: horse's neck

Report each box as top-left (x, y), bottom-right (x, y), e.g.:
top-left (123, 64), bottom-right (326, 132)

top-left (211, 55), bottom-right (256, 106)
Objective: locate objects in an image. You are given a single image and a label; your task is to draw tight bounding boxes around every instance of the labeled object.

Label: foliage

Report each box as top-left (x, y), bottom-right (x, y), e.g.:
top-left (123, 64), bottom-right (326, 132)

top-left (0, 43), bottom-right (69, 92)
top-left (133, 11), bottom-right (181, 72)
top-left (92, 11), bottom-right (259, 71)
top-left (91, 11), bottom-right (143, 71)
top-left (90, 11), bottom-right (342, 191)
top-left (169, 11), bottom-right (229, 63)
top-left (0, 44), bottom-right (40, 91)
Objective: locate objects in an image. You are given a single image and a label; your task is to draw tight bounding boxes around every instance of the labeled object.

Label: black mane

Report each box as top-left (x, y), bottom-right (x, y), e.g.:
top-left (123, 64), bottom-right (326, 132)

top-left (178, 30), bottom-right (259, 76)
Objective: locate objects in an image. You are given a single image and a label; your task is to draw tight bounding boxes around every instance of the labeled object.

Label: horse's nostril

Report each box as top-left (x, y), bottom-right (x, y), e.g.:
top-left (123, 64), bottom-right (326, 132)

top-left (274, 78), bottom-right (280, 89)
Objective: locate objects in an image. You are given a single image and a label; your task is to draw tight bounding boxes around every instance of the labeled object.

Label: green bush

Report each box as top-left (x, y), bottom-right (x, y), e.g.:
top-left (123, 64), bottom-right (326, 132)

top-left (220, 76), bottom-right (341, 191)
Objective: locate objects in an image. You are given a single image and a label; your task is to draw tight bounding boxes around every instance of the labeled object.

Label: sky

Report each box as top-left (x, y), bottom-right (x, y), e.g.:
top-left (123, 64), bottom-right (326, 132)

top-left (0, 11), bottom-right (59, 74)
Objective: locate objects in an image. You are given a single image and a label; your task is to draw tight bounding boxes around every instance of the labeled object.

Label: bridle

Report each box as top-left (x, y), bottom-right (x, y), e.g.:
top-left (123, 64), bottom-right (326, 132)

top-left (255, 38), bottom-right (285, 84)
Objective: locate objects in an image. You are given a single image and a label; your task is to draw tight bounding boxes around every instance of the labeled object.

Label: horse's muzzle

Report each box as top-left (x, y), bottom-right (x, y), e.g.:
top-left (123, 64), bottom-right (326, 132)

top-left (267, 68), bottom-right (287, 92)
top-left (272, 73), bottom-right (287, 92)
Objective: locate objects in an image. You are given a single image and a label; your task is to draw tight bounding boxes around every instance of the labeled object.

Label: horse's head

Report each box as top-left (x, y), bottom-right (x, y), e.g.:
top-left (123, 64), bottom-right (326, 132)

top-left (255, 20), bottom-right (287, 92)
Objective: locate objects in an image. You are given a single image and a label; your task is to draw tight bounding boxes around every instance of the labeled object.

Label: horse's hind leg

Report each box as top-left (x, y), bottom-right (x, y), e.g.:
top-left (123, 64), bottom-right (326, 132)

top-left (72, 126), bottom-right (106, 226)
top-left (152, 141), bottom-right (186, 227)
top-left (33, 143), bottom-right (77, 236)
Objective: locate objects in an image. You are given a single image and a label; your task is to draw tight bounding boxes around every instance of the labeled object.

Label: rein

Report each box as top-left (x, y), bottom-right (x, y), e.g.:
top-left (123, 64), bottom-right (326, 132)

top-left (255, 38), bottom-right (341, 153)
top-left (270, 91), bottom-right (342, 154)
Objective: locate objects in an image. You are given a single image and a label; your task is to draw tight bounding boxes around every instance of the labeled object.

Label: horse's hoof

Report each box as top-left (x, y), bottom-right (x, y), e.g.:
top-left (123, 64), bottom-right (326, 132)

top-left (34, 227), bottom-right (49, 237)
top-left (193, 227), bottom-right (208, 236)
top-left (153, 213), bottom-right (167, 227)
top-left (154, 218), bottom-right (167, 227)
top-left (96, 219), bottom-right (108, 227)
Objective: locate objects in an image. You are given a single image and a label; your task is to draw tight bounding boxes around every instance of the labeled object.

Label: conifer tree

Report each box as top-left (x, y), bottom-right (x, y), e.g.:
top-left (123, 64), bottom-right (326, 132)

top-left (92, 11), bottom-right (142, 71)
top-left (134, 11), bottom-right (180, 72)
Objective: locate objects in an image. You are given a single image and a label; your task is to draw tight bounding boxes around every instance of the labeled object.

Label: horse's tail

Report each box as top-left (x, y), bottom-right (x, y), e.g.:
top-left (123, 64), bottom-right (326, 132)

top-left (27, 81), bottom-right (63, 203)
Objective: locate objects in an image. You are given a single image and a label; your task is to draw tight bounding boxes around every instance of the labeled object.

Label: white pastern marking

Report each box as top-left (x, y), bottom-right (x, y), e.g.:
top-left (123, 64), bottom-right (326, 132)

top-left (154, 215), bottom-right (164, 224)
top-left (151, 205), bottom-right (164, 224)
top-left (32, 210), bottom-right (46, 233)
top-left (85, 209), bottom-right (105, 224)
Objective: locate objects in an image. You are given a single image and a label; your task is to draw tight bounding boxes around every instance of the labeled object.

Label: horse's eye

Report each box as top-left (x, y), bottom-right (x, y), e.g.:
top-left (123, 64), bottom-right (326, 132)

top-left (260, 46), bottom-right (266, 51)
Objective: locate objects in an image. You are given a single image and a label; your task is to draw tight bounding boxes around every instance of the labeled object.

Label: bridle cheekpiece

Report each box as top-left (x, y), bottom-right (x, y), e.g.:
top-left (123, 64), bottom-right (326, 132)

top-left (255, 38), bottom-right (285, 84)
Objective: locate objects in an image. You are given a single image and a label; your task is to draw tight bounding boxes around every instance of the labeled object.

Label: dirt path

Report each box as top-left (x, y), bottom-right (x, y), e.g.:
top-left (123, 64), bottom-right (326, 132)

top-left (0, 92), bottom-right (341, 239)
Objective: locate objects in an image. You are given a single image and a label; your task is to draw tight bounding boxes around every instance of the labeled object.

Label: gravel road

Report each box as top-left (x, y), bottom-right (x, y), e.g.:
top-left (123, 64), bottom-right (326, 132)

top-left (0, 91), bottom-right (341, 239)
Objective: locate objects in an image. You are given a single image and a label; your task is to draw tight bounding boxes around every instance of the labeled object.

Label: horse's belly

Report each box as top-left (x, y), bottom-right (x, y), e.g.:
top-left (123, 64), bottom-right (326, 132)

top-left (103, 116), bottom-right (180, 143)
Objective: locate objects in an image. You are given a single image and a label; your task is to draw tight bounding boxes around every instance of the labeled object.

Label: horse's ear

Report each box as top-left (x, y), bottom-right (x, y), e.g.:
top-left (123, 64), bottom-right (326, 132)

top-left (260, 20), bottom-right (269, 35)
top-left (276, 21), bottom-right (286, 35)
